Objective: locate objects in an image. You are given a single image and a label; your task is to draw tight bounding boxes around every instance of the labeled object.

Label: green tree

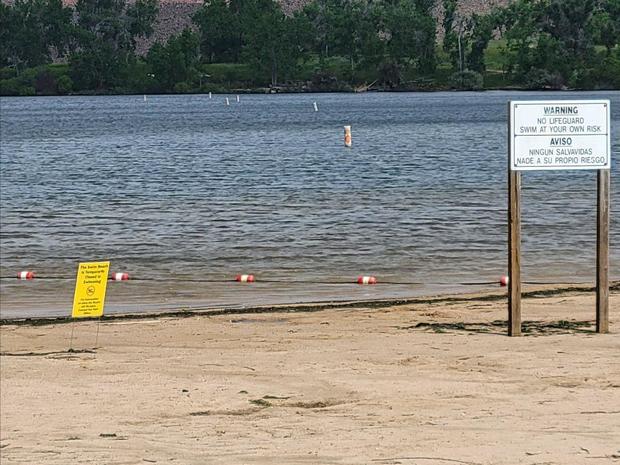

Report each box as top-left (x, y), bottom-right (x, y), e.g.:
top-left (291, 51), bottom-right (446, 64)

top-left (147, 29), bottom-right (200, 91)
top-left (499, 0), bottom-right (557, 85)
top-left (0, 0), bottom-right (73, 70)
top-left (385, 0), bottom-right (437, 74)
top-left (70, 43), bottom-right (125, 90)
top-left (71, 0), bottom-right (157, 90)
top-left (0, 3), bottom-right (17, 68)
top-left (241, 0), bottom-right (303, 86)
top-left (442, 0), bottom-right (459, 69)
top-left (498, 0), bottom-right (601, 87)
top-left (543, 0), bottom-right (596, 64)
top-left (298, 0), bottom-right (330, 61)
top-left (323, 0), bottom-right (384, 82)
top-left (193, 0), bottom-right (241, 63)
top-left (465, 12), bottom-right (497, 73)
top-left (590, 0), bottom-right (620, 54)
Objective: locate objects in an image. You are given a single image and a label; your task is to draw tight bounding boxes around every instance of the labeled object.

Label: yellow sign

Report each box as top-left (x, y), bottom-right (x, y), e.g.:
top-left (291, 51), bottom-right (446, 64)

top-left (72, 261), bottom-right (110, 318)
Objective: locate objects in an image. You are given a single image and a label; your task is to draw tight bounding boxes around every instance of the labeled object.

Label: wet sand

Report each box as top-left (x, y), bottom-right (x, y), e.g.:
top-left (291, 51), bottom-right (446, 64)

top-left (1, 286), bottom-right (619, 464)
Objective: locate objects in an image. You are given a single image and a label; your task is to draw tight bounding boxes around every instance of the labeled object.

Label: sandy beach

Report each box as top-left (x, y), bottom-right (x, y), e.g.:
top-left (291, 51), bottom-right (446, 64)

top-left (1, 285), bottom-right (619, 464)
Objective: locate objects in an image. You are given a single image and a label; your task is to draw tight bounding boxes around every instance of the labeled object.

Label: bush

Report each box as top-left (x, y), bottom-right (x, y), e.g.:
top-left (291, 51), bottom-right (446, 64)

top-left (0, 78), bottom-right (21, 96)
top-left (0, 64), bottom-right (74, 95)
top-left (199, 83), bottom-right (226, 93)
top-left (483, 70), bottom-right (510, 89)
top-left (46, 63), bottom-right (71, 78)
top-left (34, 70), bottom-right (57, 95)
top-left (19, 86), bottom-right (35, 96)
top-left (311, 70), bottom-right (338, 89)
top-left (590, 50), bottom-right (620, 89)
top-left (523, 68), bottom-right (564, 90)
top-left (201, 63), bottom-right (255, 85)
top-left (568, 69), bottom-right (595, 90)
top-left (173, 81), bottom-right (192, 93)
top-left (56, 74), bottom-right (73, 94)
top-left (0, 67), bottom-right (17, 80)
top-left (450, 70), bottom-right (483, 90)
top-left (378, 62), bottom-right (402, 89)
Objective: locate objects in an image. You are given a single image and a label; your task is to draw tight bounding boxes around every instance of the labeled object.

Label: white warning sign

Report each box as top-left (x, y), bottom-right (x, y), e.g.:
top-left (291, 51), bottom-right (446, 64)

top-left (510, 100), bottom-right (610, 171)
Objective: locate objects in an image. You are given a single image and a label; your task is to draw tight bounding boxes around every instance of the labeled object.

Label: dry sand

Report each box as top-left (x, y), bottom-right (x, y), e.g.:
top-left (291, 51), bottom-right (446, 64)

top-left (1, 286), bottom-right (619, 464)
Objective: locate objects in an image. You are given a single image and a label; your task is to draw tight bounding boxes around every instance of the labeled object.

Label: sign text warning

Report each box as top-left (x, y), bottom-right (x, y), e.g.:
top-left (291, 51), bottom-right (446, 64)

top-left (510, 100), bottom-right (610, 171)
top-left (72, 261), bottom-right (110, 318)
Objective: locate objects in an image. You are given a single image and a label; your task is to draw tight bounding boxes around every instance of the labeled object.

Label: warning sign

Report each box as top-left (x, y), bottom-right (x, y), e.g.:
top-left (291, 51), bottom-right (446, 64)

top-left (510, 100), bottom-right (610, 171)
top-left (72, 261), bottom-right (110, 318)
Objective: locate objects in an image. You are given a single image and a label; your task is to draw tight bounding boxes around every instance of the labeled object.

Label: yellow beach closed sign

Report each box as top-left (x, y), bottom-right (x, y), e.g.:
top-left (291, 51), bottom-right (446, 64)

top-left (72, 261), bottom-right (110, 318)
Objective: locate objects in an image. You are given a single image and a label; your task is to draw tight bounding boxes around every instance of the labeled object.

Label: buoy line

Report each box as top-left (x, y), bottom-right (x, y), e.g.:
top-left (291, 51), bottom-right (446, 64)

top-left (2, 272), bottom-right (615, 288)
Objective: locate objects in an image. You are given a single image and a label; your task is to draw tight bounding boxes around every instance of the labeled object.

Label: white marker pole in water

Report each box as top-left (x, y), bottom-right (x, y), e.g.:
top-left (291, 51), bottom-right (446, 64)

top-left (344, 125), bottom-right (352, 147)
top-left (209, 92), bottom-right (212, 99)
top-left (143, 94), bottom-right (147, 102)
top-left (236, 95), bottom-right (240, 103)
top-left (313, 102), bottom-right (318, 112)
top-left (225, 97), bottom-right (230, 106)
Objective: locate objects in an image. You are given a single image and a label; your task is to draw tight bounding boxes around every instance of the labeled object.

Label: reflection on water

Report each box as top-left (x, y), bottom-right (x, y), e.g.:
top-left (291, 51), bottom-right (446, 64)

top-left (0, 91), bottom-right (618, 317)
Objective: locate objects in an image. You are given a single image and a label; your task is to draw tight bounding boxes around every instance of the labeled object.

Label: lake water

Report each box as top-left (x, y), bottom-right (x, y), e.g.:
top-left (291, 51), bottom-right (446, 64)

top-left (1, 91), bottom-right (618, 318)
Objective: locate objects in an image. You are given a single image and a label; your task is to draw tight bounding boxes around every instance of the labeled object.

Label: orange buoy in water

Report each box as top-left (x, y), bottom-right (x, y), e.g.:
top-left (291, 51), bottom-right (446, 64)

top-left (17, 271), bottom-right (34, 280)
top-left (357, 275), bottom-right (377, 285)
top-left (344, 125), bottom-right (352, 147)
top-left (236, 274), bottom-right (255, 283)
top-left (111, 272), bottom-right (129, 281)
top-left (500, 275), bottom-right (509, 286)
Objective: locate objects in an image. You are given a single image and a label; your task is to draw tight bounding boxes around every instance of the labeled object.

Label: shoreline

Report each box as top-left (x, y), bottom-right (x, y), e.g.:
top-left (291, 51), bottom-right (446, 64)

top-left (2, 281), bottom-right (618, 326)
top-left (3, 86), bottom-right (619, 98)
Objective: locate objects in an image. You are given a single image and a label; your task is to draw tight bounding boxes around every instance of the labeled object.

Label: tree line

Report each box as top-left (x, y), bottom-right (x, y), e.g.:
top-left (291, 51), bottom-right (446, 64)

top-left (1, 0), bottom-right (618, 95)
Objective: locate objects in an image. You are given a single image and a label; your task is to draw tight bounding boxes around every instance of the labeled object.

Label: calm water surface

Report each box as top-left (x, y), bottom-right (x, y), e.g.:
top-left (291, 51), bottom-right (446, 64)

top-left (1, 91), bottom-right (618, 318)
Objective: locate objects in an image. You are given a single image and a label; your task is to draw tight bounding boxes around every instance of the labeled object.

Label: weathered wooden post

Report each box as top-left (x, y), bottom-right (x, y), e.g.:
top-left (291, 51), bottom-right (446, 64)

top-left (597, 169), bottom-right (610, 333)
top-left (507, 103), bottom-right (522, 336)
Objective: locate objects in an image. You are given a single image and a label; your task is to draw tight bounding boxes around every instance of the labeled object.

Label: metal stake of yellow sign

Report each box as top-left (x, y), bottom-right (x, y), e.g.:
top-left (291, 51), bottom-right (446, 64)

top-left (72, 261), bottom-right (110, 318)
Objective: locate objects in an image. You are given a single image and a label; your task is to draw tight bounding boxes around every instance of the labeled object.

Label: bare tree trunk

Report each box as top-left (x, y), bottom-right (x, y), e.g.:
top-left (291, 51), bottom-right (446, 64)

top-left (271, 48), bottom-right (277, 87)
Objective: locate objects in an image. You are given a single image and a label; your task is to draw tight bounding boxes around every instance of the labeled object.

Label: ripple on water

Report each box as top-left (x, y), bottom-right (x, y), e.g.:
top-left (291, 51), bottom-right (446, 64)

top-left (0, 91), bottom-right (618, 317)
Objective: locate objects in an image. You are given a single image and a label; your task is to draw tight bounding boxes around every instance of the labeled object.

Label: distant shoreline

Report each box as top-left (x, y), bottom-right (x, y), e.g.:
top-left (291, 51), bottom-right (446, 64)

top-left (3, 86), bottom-right (619, 98)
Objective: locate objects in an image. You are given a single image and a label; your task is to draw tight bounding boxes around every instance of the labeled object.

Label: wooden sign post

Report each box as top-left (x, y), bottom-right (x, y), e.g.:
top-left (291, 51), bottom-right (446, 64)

top-left (507, 169), bottom-right (521, 336)
top-left (508, 100), bottom-right (611, 336)
top-left (597, 170), bottom-right (610, 333)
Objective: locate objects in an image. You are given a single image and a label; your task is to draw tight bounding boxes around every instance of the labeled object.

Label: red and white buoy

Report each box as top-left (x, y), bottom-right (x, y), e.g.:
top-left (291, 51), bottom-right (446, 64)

top-left (17, 271), bottom-right (34, 280)
top-left (344, 125), bottom-right (352, 147)
top-left (111, 272), bottom-right (129, 281)
top-left (357, 275), bottom-right (377, 285)
top-left (236, 274), bottom-right (255, 283)
top-left (500, 275), bottom-right (509, 287)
